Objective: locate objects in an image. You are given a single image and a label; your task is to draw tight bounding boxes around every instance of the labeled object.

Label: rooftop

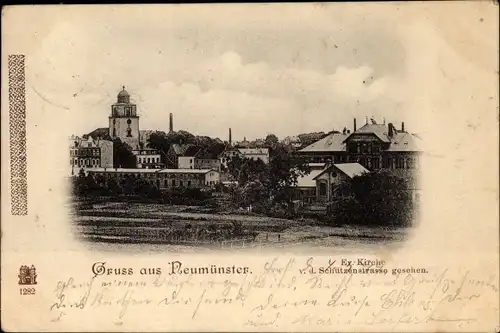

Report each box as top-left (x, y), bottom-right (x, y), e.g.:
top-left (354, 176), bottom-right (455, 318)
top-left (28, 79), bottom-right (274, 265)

top-left (313, 163), bottom-right (369, 180)
top-left (299, 123), bottom-right (422, 153)
top-left (87, 168), bottom-right (217, 174)
top-left (298, 133), bottom-right (348, 153)
top-left (239, 148), bottom-right (269, 155)
top-left (296, 168), bottom-right (327, 187)
top-left (347, 124), bottom-right (391, 143)
top-left (171, 143), bottom-right (194, 155)
top-left (334, 163), bottom-right (370, 179)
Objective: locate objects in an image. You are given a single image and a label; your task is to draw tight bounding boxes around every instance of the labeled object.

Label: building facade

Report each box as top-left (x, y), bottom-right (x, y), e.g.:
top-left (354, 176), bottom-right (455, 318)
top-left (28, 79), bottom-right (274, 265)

top-left (166, 143), bottom-right (193, 168)
top-left (87, 168), bottom-right (220, 189)
top-left (177, 146), bottom-right (221, 171)
top-left (293, 164), bottom-right (326, 204)
top-left (238, 148), bottom-right (270, 164)
top-left (109, 86), bottom-right (140, 149)
top-left (132, 148), bottom-right (164, 169)
top-left (69, 135), bottom-right (113, 172)
top-left (313, 163), bottom-right (369, 202)
top-left (298, 120), bottom-right (422, 171)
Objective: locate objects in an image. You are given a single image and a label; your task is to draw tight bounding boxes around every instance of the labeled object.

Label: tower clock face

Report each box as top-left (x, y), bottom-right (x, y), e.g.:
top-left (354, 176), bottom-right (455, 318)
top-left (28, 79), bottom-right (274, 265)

top-left (127, 119), bottom-right (132, 125)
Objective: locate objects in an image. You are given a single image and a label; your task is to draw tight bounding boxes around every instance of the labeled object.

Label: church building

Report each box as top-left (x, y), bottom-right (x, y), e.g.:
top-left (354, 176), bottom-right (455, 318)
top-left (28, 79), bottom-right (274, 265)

top-left (109, 86), bottom-right (140, 149)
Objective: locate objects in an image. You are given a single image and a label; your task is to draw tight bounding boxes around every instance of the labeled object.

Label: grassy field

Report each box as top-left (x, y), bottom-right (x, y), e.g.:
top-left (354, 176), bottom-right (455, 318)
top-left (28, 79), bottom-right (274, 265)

top-left (71, 200), bottom-right (409, 252)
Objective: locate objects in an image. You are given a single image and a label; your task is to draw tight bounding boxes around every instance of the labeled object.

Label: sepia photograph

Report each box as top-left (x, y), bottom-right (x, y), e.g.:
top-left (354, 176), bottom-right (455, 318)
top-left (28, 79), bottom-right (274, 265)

top-left (65, 5), bottom-right (423, 252)
top-left (1, 3), bottom-right (498, 332)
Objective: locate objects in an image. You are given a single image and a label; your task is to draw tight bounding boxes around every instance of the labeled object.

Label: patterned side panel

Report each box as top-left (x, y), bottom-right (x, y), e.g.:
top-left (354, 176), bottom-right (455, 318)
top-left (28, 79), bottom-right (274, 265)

top-left (8, 55), bottom-right (28, 215)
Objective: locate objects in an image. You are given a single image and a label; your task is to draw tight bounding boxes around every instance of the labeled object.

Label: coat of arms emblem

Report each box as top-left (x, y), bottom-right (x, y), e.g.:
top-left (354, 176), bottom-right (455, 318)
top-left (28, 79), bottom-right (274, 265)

top-left (18, 265), bottom-right (37, 285)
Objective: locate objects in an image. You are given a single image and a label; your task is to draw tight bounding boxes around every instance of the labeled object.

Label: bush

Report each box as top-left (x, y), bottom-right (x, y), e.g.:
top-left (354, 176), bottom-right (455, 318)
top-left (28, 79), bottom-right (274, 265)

top-left (325, 171), bottom-right (414, 228)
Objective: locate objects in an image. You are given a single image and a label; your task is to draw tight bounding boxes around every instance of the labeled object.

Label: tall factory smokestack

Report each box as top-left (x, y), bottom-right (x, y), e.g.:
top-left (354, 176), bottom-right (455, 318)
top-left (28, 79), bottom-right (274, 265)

top-left (401, 122), bottom-right (405, 132)
top-left (169, 113), bottom-right (173, 133)
top-left (229, 128), bottom-right (232, 145)
top-left (353, 118), bottom-right (357, 132)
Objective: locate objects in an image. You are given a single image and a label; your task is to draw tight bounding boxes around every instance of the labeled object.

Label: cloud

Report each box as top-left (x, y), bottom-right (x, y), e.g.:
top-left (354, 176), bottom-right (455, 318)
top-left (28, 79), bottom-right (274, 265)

top-left (23, 3), bottom-right (497, 141)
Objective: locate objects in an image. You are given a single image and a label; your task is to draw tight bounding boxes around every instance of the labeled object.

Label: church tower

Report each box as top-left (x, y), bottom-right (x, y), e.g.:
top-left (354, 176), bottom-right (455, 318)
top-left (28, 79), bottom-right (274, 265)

top-left (109, 86), bottom-right (140, 149)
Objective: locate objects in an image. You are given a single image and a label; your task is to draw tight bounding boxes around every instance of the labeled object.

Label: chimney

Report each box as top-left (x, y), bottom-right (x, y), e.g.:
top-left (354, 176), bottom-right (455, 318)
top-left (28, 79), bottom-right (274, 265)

top-left (229, 128), bottom-right (232, 145)
top-left (401, 122), bottom-right (405, 132)
top-left (388, 123), bottom-right (394, 137)
top-left (169, 113), bottom-right (173, 133)
top-left (353, 118), bottom-right (357, 131)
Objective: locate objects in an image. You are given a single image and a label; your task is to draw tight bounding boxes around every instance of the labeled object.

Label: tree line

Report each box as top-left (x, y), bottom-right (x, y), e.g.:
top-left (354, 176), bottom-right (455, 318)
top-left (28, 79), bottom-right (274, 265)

top-left (71, 169), bottom-right (212, 205)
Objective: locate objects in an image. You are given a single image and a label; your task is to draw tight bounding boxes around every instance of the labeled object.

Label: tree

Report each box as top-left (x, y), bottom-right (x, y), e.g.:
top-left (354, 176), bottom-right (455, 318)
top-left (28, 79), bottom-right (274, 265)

top-left (147, 132), bottom-right (170, 154)
top-left (113, 139), bottom-right (136, 168)
top-left (241, 180), bottom-right (268, 207)
top-left (265, 134), bottom-right (279, 147)
top-left (327, 171), bottom-right (414, 227)
top-left (225, 143), bottom-right (310, 214)
top-left (267, 143), bottom-right (310, 205)
top-left (227, 155), bottom-right (268, 186)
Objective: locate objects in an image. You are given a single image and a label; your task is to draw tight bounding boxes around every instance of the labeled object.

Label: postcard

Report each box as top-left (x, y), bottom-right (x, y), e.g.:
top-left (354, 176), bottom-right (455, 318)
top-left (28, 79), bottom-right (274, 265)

top-left (1, 2), bottom-right (499, 332)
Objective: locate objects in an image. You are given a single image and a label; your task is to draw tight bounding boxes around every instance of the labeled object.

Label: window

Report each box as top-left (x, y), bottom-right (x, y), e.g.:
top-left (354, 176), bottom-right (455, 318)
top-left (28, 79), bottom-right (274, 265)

top-left (347, 143), bottom-right (357, 154)
top-left (172, 179), bottom-right (176, 186)
top-left (386, 157), bottom-right (393, 169)
top-left (331, 172), bottom-right (337, 178)
top-left (319, 182), bottom-right (327, 196)
top-left (407, 158), bottom-right (414, 168)
top-left (397, 157), bottom-right (405, 169)
top-left (359, 157), bottom-right (366, 168)
top-left (180, 181), bottom-right (183, 187)
top-left (361, 143), bottom-right (369, 154)
top-left (372, 158), bottom-right (380, 169)
top-left (188, 181), bottom-right (191, 187)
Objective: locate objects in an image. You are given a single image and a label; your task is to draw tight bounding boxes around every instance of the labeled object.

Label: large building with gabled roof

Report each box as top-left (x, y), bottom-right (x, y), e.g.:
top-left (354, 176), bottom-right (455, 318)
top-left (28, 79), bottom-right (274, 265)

top-left (298, 118), bottom-right (422, 171)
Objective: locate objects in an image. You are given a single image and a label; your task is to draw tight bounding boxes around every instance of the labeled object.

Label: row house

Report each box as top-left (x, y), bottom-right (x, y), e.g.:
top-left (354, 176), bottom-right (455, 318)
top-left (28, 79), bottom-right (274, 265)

top-left (132, 147), bottom-right (164, 169)
top-left (87, 168), bottom-right (220, 190)
top-left (219, 146), bottom-right (270, 168)
top-left (178, 146), bottom-right (221, 171)
top-left (69, 135), bottom-right (113, 171)
top-left (239, 148), bottom-right (270, 164)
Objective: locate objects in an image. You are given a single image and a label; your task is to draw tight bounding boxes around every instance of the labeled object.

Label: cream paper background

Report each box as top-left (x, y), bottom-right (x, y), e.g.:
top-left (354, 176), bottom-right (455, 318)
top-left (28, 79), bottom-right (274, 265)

top-left (1, 3), bottom-right (499, 332)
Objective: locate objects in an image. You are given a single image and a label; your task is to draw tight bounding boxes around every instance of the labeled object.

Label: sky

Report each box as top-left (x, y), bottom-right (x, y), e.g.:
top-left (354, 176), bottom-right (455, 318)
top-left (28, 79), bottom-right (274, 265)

top-left (8, 3), bottom-right (498, 141)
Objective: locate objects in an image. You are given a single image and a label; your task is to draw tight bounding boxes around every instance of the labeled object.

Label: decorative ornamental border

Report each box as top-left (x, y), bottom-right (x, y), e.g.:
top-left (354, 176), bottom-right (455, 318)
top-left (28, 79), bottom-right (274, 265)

top-left (8, 55), bottom-right (28, 215)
